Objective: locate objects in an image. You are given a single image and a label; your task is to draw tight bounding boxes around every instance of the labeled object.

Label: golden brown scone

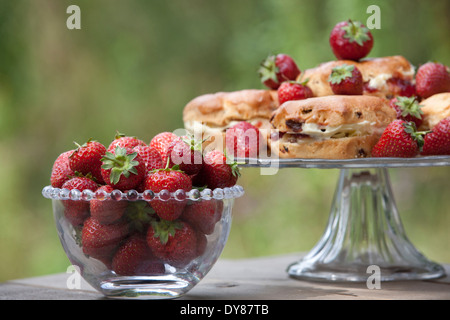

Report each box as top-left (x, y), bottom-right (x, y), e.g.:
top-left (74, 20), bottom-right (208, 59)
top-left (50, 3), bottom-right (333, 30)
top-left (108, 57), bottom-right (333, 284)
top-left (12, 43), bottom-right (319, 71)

top-left (269, 95), bottom-right (396, 159)
top-left (298, 56), bottom-right (415, 100)
top-left (420, 93), bottom-right (450, 130)
top-left (183, 89), bottom-right (279, 150)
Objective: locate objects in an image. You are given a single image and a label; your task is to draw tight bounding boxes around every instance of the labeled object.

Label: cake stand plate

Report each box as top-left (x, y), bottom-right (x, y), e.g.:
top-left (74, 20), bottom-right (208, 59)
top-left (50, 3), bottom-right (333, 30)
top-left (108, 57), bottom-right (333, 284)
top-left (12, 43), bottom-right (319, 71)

top-left (238, 156), bottom-right (450, 282)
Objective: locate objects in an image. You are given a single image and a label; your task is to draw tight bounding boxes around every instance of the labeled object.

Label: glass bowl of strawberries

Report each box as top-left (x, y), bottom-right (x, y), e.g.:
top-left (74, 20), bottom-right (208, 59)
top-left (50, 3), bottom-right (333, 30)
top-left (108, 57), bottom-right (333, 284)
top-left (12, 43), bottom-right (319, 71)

top-left (42, 132), bottom-right (244, 299)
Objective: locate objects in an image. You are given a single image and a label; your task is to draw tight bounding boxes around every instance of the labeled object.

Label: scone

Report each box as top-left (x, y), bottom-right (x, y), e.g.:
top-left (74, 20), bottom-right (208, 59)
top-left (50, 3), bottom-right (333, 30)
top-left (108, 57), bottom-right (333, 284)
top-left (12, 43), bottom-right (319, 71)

top-left (183, 89), bottom-right (279, 150)
top-left (298, 56), bottom-right (415, 100)
top-left (419, 93), bottom-right (450, 130)
top-left (269, 95), bottom-right (396, 159)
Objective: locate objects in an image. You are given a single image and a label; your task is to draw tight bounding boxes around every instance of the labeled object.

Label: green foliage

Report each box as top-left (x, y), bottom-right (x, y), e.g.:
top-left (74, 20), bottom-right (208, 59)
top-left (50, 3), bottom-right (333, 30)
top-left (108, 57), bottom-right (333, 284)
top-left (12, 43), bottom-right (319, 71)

top-left (0, 0), bottom-right (449, 281)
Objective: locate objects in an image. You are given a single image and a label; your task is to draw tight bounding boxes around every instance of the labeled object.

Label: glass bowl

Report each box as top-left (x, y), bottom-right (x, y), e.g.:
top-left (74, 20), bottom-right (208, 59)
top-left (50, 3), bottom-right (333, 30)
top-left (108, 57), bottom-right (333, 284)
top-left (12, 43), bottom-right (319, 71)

top-left (42, 185), bottom-right (244, 299)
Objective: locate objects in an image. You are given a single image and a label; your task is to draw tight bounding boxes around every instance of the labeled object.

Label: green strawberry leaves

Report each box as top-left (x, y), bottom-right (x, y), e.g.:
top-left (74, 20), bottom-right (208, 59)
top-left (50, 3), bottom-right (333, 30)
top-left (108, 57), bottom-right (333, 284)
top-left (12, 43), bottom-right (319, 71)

top-left (329, 64), bottom-right (355, 84)
top-left (151, 219), bottom-right (183, 245)
top-left (395, 96), bottom-right (424, 119)
top-left (125, 201), bottom-right (156, 233)
top-left (403, 121), bottom-right (430, 151)
top-left (101, 146), bottom-right (140, 185)
top-left (258, 54), bottom-right (279, 83)
top-left (341, 20), bottom-right (371, 46)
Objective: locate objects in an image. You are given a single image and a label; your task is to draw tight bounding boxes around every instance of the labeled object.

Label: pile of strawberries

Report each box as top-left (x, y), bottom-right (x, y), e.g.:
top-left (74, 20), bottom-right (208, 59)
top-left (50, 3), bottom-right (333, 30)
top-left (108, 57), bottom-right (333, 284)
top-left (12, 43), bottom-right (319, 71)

top-left (257, 19), bottom-right (450, 158)
top-left (49, 132), bottom-right (240, 275)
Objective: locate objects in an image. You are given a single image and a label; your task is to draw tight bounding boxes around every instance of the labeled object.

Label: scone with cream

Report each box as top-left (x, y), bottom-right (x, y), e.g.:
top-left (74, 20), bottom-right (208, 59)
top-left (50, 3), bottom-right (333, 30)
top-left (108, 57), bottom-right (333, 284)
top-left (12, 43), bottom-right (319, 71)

top-left (419, 93), bottom-right (450, 130)
top-left (269, 95), bottom-right (396, 159)
top-left (183, 89), bottom-right (279, 150)
top-left (298, 56), bottom-right (415, 100)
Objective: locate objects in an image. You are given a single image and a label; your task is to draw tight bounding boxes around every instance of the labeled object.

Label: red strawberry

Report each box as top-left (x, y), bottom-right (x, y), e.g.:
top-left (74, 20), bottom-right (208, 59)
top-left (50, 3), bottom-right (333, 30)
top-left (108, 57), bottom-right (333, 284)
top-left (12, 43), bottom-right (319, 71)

top-left (415, 62), bottom-right (450, 99)
top-left (107, 132), bottom-right (146, 153)
top-left (389, 96), bottom-right (424, 129)
top-left (421, 117), bottom-right (450, 155)
top-left (198, 150), bottom-right (240, 189)
top-left (124, 201), bottom-right (155, 232)
top-left (386, 78), bottom-right (417, 98)
top-left (328, 64), bottom-right (363, 95)
top-left (146, 219), bottom-right (198, 268)
top-left (112, 234), bottom-right (165, 276)
top-left (329, 20), bottom-right (374, 61)
top-left (144, 167), bottom-right (192, 221)
top-left (167, 137), bottom-right (203, 175)
top-left (150, 132), bottom-right (182, 165)
top-left (258, 54), bottom-right (301, 90)
top-left (133, 145), bottom-right (164, 172)
top-left (181, 199), bottom-right (223, 235)
top-left (90, 185), bottom-right (128, 225)
top-left (277, 80), bottom-right (313, 105)
top-left (225, 121), bottom-right (261, 159)
top-left (372, 120), bottom-right (427, 158)
top-left (101, 146), bottom-right (147, 191)
top-left (50, 150), bottom-right (75, 188)
top-left (82, 217), bottom-right (129, 264)
top-left (69, 139), bottom-right (106, 184)
top-left (61, 176), bottom-right (98, 226)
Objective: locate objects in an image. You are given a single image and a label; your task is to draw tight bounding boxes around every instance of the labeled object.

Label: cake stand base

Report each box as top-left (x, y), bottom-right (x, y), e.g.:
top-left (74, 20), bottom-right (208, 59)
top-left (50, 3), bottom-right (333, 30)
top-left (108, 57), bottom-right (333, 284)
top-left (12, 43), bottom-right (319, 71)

top-left (287, 168), bottom-right (446, 282)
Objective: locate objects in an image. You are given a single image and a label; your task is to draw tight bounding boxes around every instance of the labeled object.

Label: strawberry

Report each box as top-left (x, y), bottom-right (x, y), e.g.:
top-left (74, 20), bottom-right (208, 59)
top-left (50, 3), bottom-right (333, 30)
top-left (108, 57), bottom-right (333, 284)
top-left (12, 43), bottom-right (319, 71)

top-left (82, 217), bottom-right (129, 264)
top-left (144, 167), bottom-right (192, 221)
top-left (415, 62), bottom-right (450, 99)
top-left (90, 185), bottom-right (128, 225)
top-left (328, 64), bottom-right (363, 95)
top-left (181, 199), bottom-right (223, 235)
top-left (421, 117), bottom-right (450, 155)
top-left (124, 200), bottom-right (155, 233)
top-left (112, 234), bottom-right (165, 276)
top-left (197, 150), bottom-right (240, 189)
top-left (372, 120), bottom-right (427, 158)
top-left (386, 78), bottom-right (417, 98)
top-left (150, 132), bottom-right (182, 165)
top-left (101, 146), bottom-right (147, 191)
top-left (69, 139), bottom-right (106, 184)
top-left (133, 145), bottom-right (164, 172)
top-left (277, 80), bottom-right (313, 105)
top-left (329, 20), bottom-right (374, 61)
top-left (225, 121), bottom-right (261, 159)
top-left (61, 176), bottom-right (98, 226)
top-left (389, 96), bottom-right (424, 129)
top-left (146, 219), bottom-right (198, 268)
top-left (107, 132), bottom-right (146, 153)
top-left (50, 150), bottom-right (75, 188)
top-left (258, 54), bottom-right (301, 90)
top-left (167, 137), bottom-right (203, 175)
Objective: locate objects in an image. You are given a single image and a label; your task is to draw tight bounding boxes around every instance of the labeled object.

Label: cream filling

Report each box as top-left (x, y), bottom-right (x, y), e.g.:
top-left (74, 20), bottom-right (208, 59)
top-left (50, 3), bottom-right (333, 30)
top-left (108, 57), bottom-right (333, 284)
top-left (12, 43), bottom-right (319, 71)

top-left (283, 121), bottom-right (378, 142)
top-left (366, 66), bottom-right (415, 90)
top-left (367, 73), bottom-right (392, 90)
top-left (185, 118), bottom-right (268, 134)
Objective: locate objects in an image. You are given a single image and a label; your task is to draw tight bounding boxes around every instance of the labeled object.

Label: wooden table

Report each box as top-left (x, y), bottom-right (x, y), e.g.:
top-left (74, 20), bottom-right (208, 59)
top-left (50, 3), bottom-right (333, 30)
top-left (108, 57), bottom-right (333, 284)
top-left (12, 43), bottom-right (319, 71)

top-left (1, 253), bottom-right (449, 300)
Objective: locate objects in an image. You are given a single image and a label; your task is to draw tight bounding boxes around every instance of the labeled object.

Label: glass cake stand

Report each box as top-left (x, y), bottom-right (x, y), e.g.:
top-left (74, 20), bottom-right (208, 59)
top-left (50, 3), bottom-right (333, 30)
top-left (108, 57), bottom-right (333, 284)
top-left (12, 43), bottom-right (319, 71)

top-left (238, 155), bottom-right (450, 282)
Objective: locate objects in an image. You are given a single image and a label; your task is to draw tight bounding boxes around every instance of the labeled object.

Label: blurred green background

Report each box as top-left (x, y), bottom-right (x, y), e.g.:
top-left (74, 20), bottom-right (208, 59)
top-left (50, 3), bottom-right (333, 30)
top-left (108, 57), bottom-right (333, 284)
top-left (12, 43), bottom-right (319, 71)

top-left (0, 0), bottom-right (449, 282)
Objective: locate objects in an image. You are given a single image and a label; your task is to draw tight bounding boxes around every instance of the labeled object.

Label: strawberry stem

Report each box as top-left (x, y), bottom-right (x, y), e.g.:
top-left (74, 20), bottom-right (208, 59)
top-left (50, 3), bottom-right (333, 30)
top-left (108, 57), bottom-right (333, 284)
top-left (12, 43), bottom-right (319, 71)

top-left (402, 122), bottom-right (430, 151)
top-left (328, 64), bottom-right (355, 84)
top-left (151, 219), bottom-right (183, 245)
top-left (341, 19), bottom-right (371, 46)
top-left (101, 146), bottom-right (140, 185)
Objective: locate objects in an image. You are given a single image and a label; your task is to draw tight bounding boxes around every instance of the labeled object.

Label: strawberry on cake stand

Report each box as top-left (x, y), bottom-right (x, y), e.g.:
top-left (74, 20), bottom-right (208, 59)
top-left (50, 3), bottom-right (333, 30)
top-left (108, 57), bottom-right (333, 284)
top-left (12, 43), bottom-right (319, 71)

top-left (234, 19), bottom-right (450, 282)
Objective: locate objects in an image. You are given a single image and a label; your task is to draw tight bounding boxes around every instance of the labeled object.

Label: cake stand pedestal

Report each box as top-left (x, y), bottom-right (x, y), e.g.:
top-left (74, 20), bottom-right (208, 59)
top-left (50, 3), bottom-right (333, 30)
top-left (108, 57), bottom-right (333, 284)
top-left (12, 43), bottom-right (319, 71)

top-left (240, 156), bottom-right (450, 282)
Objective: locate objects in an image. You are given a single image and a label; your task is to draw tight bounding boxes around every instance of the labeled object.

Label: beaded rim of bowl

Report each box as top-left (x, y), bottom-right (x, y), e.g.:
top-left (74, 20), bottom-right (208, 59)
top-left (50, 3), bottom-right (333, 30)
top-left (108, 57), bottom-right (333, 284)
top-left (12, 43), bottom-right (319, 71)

top-left (42, 185), bottom-right (244, 202)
